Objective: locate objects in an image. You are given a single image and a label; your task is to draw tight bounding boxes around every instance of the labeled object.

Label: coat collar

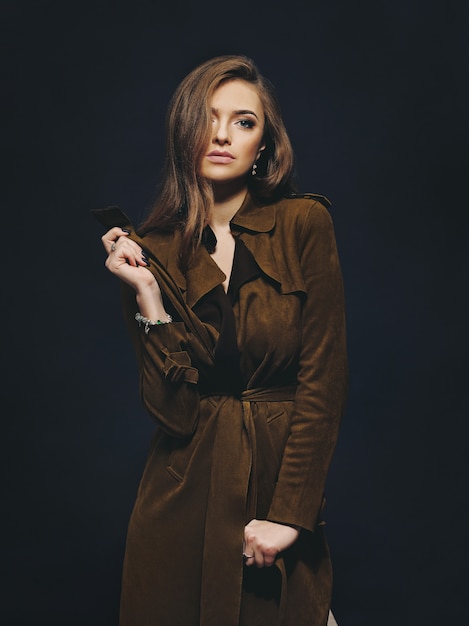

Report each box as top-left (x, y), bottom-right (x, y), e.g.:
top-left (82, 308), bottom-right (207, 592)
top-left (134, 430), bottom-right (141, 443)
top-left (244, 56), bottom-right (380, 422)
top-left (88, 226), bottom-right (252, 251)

top-left (182, 193), bottom-right (280, 308)
top-left (230, 191), bottom-right (277, 233)
top-left (231, 193), bottom-right (306, 295)
top-left (138, 192), bottom-right (304, 308)
top-left (161, 192), bottom-right (279, 308)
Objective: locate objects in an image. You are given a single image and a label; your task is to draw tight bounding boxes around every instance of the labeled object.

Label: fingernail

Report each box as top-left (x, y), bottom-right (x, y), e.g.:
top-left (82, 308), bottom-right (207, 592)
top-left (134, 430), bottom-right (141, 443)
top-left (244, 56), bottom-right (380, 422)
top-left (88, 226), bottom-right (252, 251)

top-left (121, 228), bottom-right (130, 233)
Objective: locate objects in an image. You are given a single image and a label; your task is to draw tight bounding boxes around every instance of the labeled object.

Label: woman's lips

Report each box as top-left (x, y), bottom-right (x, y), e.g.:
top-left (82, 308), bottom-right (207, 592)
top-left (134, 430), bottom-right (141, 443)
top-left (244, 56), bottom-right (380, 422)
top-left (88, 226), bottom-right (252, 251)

top-left (206, 152), bottom-right (235, 164)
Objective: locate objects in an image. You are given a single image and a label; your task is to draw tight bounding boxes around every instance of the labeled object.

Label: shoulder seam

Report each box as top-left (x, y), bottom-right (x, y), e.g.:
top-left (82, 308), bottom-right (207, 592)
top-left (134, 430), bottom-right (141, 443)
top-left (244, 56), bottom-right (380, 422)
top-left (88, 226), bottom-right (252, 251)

top-left (284, 192), bottom-right (332, 208)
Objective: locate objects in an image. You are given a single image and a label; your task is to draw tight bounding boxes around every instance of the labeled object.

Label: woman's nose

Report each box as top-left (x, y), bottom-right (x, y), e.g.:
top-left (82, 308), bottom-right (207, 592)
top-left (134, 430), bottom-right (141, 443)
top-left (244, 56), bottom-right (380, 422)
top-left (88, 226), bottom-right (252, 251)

top-left (212, 120), bottom-right (231, 145)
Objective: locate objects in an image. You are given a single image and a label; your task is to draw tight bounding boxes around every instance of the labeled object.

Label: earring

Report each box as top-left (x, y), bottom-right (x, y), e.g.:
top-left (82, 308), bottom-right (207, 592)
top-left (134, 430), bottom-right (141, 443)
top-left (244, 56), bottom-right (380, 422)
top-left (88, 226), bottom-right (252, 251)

top-left (251, 162), bottom-right (257, 176)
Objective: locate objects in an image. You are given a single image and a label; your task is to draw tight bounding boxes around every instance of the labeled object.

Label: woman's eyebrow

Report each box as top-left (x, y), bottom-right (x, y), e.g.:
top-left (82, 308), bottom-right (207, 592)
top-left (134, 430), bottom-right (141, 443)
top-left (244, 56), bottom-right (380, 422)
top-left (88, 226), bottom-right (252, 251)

top-left (211, 107), bottom-right (259, 120)
top-left (234, 109), bottom-right (259, 119)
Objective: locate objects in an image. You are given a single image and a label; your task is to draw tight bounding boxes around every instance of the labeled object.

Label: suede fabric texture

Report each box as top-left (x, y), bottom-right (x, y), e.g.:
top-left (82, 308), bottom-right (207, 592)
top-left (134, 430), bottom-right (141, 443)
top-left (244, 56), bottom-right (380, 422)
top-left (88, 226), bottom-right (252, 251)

top-left (98, 192), bottom-right (348, 626)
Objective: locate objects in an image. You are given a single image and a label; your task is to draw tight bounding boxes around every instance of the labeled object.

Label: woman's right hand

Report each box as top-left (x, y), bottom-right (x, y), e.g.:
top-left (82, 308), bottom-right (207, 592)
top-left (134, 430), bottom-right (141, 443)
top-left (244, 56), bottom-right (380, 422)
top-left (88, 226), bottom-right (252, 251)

top-left (101, 227), bottom-right (156, 293)
top-left (101, 226), bottom-right (171, 324)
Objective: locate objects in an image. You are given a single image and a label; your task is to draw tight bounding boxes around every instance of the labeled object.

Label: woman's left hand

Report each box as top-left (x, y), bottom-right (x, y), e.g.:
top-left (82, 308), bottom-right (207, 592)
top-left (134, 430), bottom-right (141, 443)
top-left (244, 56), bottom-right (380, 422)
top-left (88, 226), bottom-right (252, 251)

top-left (243, 519), bottom-right (299, 568)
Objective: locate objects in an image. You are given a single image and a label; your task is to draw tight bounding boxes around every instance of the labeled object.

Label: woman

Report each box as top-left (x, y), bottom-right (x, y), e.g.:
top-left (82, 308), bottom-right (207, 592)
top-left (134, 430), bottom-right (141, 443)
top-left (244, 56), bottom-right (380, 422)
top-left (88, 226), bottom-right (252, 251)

top-left (96, 55), bottom-right (347, 626)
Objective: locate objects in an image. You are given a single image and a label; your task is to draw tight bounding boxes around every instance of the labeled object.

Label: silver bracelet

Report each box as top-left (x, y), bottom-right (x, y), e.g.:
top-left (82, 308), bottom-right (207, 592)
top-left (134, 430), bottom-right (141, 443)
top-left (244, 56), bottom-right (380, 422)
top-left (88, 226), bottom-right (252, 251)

top-left (135, 311), bottom-right (172, 334)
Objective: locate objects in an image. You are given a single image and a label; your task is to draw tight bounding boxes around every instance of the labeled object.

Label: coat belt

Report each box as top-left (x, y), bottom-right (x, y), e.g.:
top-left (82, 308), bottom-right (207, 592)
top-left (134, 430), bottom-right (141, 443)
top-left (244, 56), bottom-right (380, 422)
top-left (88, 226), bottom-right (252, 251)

top-left (199, 385), bottom-right (296, 626)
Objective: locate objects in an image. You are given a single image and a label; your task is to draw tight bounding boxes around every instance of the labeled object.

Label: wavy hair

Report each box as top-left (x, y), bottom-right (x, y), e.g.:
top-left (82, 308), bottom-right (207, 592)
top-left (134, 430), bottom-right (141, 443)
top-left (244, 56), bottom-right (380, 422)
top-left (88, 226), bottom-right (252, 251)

top-left (140, 55), bottom-right (296, 265)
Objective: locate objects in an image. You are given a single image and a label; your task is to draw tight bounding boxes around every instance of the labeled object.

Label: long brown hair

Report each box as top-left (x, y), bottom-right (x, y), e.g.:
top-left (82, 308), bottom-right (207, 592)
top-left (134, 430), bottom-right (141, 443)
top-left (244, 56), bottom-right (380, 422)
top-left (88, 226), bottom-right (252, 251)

top-left (140, 55), bottom-right (296, 264)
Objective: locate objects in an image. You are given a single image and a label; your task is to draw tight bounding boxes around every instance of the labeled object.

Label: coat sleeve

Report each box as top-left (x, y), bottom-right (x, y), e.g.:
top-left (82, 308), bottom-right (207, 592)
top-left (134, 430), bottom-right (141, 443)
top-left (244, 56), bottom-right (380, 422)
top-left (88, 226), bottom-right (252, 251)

top-left (120, 282), bottom-right (207, 439)
top-left (267, 202), bottom-right (348, 532)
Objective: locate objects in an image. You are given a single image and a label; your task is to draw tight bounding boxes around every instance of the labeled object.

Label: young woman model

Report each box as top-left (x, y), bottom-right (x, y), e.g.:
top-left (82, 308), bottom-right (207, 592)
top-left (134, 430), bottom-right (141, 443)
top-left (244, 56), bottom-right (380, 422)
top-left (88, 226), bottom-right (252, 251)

top-left (97, 55), bottom-right (347, 626)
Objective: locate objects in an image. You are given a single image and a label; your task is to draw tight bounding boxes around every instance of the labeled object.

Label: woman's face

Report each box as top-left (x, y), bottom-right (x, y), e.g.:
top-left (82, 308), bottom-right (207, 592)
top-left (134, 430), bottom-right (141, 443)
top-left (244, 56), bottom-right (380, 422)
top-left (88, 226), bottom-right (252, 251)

top-left (199, 79), bottom-right (266, 187)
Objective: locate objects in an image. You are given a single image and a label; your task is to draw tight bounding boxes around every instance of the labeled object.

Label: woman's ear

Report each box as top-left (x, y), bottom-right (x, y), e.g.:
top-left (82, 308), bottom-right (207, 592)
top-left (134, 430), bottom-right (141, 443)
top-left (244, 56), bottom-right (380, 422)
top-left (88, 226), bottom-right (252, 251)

top-left (257, 145), bottom-right (266, 160)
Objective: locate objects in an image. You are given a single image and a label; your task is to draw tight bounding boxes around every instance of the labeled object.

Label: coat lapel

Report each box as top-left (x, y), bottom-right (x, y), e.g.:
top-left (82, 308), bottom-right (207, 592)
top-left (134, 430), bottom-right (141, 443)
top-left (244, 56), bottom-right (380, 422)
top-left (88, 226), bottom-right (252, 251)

top-left (231, 193), bottom-right (306, 295)
top-left (185, 246), bottom-right (226, 309)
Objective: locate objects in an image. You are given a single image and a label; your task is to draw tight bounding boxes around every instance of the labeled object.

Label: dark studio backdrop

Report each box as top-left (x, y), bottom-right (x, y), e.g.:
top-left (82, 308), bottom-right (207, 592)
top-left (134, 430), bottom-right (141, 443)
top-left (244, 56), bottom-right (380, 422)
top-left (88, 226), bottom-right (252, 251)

top-left (3, 0), bottom-right (468, 624)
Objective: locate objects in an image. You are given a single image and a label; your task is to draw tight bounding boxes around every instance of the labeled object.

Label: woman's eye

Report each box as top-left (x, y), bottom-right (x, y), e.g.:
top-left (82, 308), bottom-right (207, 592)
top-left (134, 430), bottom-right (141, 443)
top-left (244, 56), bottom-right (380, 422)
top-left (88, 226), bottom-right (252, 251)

top-left (237, 119), bottom-right (255, 129)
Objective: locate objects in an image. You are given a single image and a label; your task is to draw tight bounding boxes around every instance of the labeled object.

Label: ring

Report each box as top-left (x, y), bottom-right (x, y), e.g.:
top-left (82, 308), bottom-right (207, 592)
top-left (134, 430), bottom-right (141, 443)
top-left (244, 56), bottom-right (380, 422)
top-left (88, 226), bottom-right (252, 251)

top-left (111, 242), bottom-right (116, 251)
top-left (243, 553), bottom-right (255, 562)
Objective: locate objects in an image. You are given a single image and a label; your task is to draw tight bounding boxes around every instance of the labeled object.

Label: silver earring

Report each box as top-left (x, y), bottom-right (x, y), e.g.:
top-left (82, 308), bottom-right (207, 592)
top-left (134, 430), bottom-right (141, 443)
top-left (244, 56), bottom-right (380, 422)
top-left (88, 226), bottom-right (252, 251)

top-left (251, 162), bottom-right (257, 176)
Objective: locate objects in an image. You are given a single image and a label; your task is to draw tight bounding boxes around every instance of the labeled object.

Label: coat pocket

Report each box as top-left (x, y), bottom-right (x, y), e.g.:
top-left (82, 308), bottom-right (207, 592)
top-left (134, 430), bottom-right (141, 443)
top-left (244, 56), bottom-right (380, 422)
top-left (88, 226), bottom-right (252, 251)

top-left (165, 395), bottom-right (219, 482)
top-left (262, 401), bottom-right (293, 465)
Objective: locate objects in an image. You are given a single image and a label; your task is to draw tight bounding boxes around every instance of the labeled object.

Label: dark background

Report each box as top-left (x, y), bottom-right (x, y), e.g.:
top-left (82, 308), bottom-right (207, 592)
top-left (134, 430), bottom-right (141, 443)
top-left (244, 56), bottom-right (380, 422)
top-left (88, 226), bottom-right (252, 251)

top-left (3, 0), bottom-right (468, 624)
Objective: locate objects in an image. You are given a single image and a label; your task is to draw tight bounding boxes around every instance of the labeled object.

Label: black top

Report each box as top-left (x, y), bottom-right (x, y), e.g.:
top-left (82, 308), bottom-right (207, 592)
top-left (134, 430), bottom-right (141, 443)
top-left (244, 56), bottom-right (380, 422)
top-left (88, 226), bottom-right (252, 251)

top-left (194, 227), bottom-right (260, 396)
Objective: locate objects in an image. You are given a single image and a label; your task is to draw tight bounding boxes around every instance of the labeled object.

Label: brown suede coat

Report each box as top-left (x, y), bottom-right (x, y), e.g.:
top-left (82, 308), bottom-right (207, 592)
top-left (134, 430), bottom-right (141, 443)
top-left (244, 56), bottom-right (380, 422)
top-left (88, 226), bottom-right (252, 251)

top-left (95, 192), bottom-right (348, 626)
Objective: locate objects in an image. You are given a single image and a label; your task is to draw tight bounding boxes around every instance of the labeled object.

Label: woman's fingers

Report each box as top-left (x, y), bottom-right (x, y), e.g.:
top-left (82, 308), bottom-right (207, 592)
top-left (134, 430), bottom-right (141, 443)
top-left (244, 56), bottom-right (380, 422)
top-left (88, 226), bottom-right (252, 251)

top-left (101, 226), bottom-right (130, 255)
top-left (101, 227), bottom-right (148, 267)
top-left (112, 238), bottom-right (148, 267)
top-left (242, 540), bottom-right (256, 567)
top-left (100, 226), bottom-right (156, 292)
top-left (243, 519), bottom-right (299, 568)
top-left (105, 240), bottom-right (149, 273)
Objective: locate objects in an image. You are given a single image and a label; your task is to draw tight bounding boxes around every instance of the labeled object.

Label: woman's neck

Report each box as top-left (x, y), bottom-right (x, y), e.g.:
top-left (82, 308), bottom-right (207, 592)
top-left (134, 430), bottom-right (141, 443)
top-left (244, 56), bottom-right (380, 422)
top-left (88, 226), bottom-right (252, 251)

top-left (210, 184), bottom-right (247, 229)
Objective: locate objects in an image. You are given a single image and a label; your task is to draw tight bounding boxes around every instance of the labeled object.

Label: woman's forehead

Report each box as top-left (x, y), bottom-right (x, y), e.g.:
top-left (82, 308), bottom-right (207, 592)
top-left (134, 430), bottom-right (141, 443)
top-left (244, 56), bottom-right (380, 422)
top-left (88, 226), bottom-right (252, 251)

top-left (210, 80), bottom-right (264, 118)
